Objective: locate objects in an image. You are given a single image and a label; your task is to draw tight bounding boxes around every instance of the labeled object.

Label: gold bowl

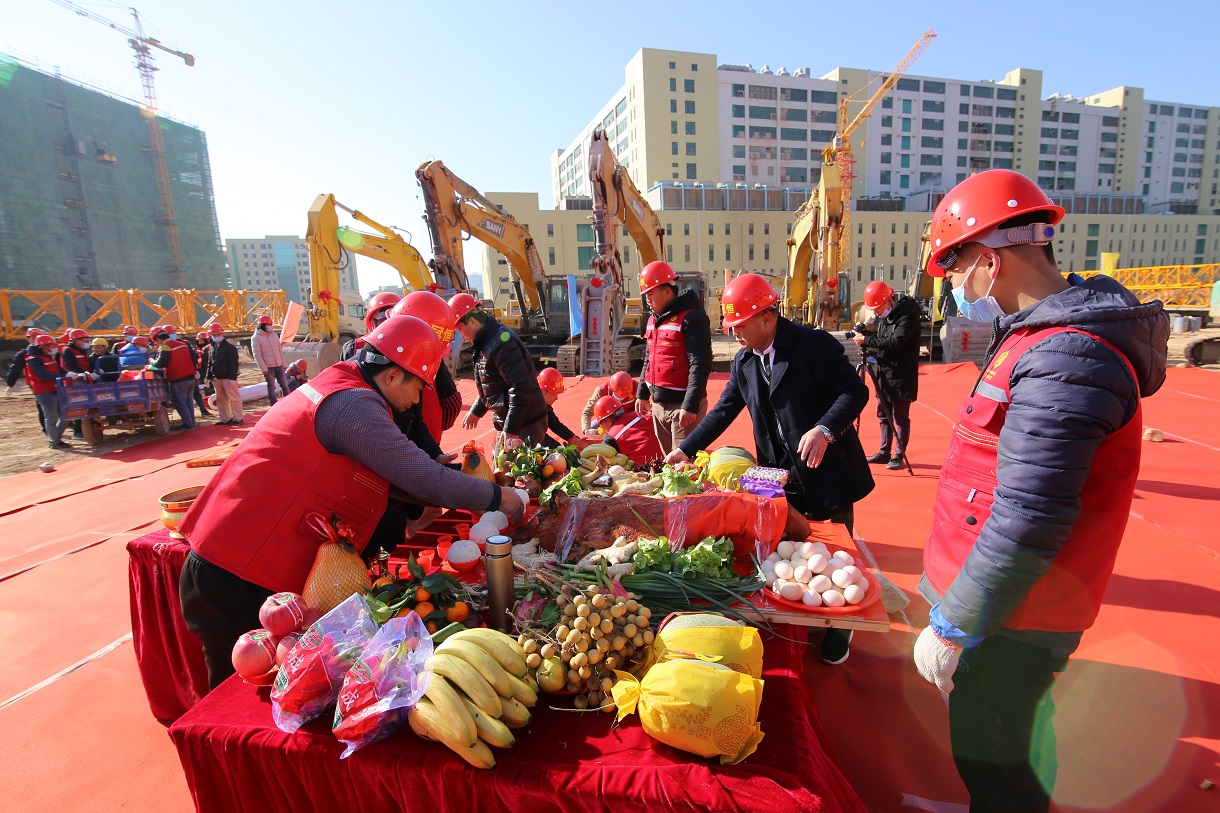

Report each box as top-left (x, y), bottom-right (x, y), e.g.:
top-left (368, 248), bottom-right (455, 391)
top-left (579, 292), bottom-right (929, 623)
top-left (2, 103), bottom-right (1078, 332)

top-left (159, 485), bottom-right (205, 537)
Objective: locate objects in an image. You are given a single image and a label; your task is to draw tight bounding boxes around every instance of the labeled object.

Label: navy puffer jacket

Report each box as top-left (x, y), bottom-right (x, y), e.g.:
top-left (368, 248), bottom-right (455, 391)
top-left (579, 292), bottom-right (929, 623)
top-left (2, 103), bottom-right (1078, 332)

top-left (935, 274), bottom-right (1168, 643)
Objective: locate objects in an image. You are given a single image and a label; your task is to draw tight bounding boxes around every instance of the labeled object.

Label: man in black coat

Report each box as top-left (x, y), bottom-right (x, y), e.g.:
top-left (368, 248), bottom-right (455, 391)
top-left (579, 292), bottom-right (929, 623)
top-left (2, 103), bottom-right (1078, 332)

top-left (666, 273), bottom-right (874, 665)
top-left (855, 280), bottom-right (922, 469)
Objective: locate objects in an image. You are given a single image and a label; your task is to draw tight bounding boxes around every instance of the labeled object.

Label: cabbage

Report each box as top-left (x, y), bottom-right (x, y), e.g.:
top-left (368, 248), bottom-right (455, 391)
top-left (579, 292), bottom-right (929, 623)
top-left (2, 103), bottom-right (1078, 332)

top-left (671, 536), bottom-right (735, 580)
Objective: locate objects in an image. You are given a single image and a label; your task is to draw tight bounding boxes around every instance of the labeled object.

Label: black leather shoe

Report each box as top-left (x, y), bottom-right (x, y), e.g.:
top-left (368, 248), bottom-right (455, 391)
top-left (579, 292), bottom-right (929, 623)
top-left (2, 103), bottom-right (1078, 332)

top-left (886, 455), bottom-right (904, 470)
top-left (866, 451), bottom-right (891, 464)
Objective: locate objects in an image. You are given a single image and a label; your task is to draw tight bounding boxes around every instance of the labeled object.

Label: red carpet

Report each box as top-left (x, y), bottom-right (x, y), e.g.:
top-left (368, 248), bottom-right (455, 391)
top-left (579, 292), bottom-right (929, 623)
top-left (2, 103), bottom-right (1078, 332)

top-left (0, 366), bottom-right (1217, 813)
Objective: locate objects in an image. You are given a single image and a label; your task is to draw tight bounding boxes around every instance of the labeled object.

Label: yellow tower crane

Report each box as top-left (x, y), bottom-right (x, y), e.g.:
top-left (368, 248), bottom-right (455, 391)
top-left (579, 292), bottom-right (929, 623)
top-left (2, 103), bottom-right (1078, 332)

top-left (48, 1), bottom-right (195, 285)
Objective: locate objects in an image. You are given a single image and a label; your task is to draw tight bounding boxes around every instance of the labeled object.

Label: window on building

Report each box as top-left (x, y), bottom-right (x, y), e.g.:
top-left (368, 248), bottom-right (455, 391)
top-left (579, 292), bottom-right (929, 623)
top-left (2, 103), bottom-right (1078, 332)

top-left (548, 247), bottom-right (556, 266)
top-left (781, 108), bottom-right (808, 122)
top-left (750, 105), bottom-right (777, 120)
top-left (576, 224), bottom-right (594, 242)
top-left (749, 85), bottom-right (777, 99)
top-left (732, 124), bottom-right (745, 138)
top-left (900, 175), bottom-right (910, 189)
top-left (810, 90), bottom-right (837, 105)
top-left (684, 79), bottom-right (695, 93)
top-left (902, 118), bottom-right (912, 132)
top-left (683, 223), bottom-right (690, 236)
top-left (672, 141), bottom-right (678, 155)
top-left (812, 110), bottom-right (837, 125)
top-left (781, 87), bottom-right (807, 102)
top-left (780, 127), bottom-right (807, 141)
top-left (748, 244), bottom-right (754, 261)
top-left (810, 129), bottom-right (834, 142)
top-left (685, 100), bottom-right (696, 115)
top-left (671, 120), bottom-right (678, 134)
top-left (923, 80), bottom-right (946, 94)
top-left (764, 223), bottom-right (770, 235)
top-left (764, 244), bottom-right (770, 260)
top-left (708, 244), bottom-right (715, 261)
top-left (669, 78), bottom-right (676, 92)
top-left (923, 100), bottom-right (945, 113)
top-left (671, 99), bottom-right (677, 113)
top-left (997, 87), bottom-right (1017, 100)
top-left (880, 170), bottom-right (892, 184)
top-left (896, 78), bottom-right (920, 91)
top-left (685, 121), bottom-right (696, 135)
top-left (732, 164), bottom-right (746, 180)
top-left (900, 155), bottom-right (911, 168)
top-left (686, 142), bottom-right (696, 156)
top-left (902, 99), bottom-right (912, 114)
top-left (684, 245), bottom-right (691, 263)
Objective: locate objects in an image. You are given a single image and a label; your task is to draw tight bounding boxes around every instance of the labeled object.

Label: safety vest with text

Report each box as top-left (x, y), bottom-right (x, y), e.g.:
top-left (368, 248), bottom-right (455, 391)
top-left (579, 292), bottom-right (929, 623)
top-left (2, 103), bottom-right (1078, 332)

top-left (643, 309), bottom-right (693, 391)
top-left (607, 412), bottom-right (664, 465)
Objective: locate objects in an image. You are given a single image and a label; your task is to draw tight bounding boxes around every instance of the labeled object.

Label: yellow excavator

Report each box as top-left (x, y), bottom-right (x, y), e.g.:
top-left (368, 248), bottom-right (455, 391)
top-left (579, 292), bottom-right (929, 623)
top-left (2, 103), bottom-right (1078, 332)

top-left (783, 28), bottom-right (936, 328)
top-left (416, 160), bottom-right (553, 335)
top-left (574, 130), bottom-right (708, 374)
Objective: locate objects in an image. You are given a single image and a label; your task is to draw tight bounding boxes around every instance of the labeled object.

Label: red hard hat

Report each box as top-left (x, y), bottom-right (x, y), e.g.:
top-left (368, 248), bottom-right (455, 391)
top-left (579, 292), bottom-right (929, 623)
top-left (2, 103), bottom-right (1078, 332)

top-left (825, 277), bottom-right (839, 289)
top-left (256, 315), bottom-right (274, 326)
top-left (592, 395), bottom-right (625, 426)
top-left (66, 328), bottom-right (89, 342)
top-left (448, 292), bottom-right (480, 323)
top-left (927, 169), bottom-right (1065, 276)
top-left (537, 367), bottom-right (565, 394)
top-left (195, 332), bottom-right (209, 342)
top-left (25, 326), bottom-right (42, 339)
top-left (862, 280), bottom-right (894, 311)
top-left (639, 261), bottom-right (677, 294)
top-left (153, 324), bottom-right (174, 338)
top-left (392, 290), bottom-right (456, 345)
top-left (365, 291), bottom-right (403, 332)
top-left (721, 273), bottom-right (779, 327)
top-left (122, 325), bottom-right (138, 334)
top-left (361, 315), bottom-right (445, 387)
top-left (35, 334), bottom-right (57, 348)
top-left (133, 337), bottom-right (151, 347)
top-left (208, 323), bottom-right (225, 335)
top-left (609, 371), bottom-right (634, 400)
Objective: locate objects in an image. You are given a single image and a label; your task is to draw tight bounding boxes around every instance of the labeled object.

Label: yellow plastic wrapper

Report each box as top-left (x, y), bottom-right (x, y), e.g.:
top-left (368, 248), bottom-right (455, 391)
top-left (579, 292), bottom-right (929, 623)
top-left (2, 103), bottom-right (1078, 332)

top-left (611, 662), bottom-right (765, 765)
top-left (695, 446), bottom-right (756, 490)
top-left (654, 615), bottom-right (764, 679)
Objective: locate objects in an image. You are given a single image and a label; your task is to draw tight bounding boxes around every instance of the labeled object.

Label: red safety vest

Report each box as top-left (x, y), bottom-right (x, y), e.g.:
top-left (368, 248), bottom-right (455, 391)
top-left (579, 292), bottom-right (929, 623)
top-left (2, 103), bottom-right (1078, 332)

top-left (181, 362), bottom-right (391, 594)
top-left (420, 388), bottom-right (442, 442)
top-left (643, 309), bottom-right (693, 391)
top-left (161, 339), bottom-right (197, 382)
top-left (24, 351), bottom-right (62, 395)
top-left (607, 412), bottom-right (664, 465)
top-left (923, 326), bottom-right (1142, 633)
top-left (63, 344), bottom-right (89, 374)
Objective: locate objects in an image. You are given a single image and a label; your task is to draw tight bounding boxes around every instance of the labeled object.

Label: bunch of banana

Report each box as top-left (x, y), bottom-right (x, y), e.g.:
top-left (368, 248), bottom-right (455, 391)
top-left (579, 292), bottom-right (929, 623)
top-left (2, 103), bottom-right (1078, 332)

top-left (578, 443), bottom-right (631, 470)
top-left (406, 628), bottom-right (536, 769)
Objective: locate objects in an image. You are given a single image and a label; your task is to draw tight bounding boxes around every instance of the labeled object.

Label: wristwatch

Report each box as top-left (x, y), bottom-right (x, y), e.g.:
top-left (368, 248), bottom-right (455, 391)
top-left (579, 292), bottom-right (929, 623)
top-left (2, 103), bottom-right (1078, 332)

top-left (815, 424), bottom-right (835, 443)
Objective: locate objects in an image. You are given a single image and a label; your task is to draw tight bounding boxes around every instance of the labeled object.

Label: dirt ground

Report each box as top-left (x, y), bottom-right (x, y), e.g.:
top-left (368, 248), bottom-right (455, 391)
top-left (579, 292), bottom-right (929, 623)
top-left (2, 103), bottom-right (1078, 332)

top-left (0, 360), bottom-right (273, 478)
top-left (1, 329), bottom-right (1214, 480)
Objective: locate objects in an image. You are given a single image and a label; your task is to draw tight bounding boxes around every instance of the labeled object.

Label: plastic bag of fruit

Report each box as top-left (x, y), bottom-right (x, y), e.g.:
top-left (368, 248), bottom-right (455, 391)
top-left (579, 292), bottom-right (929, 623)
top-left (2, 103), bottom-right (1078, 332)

top-left (332, 610), bottom-right (433, 758)
top-left (270, 593), bottom-right (379, 733)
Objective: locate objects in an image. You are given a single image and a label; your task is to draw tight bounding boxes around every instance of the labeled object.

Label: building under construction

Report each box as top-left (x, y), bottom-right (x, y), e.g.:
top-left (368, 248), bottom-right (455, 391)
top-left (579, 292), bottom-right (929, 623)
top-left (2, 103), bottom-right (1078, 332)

top-left (0, 54), bottom-right (226, 292)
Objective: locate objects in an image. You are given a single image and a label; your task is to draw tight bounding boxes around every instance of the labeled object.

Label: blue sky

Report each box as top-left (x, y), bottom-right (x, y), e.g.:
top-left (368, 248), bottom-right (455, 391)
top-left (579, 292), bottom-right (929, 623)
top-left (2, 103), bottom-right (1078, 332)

top-left (5, 0), bottom-right (1218, 294)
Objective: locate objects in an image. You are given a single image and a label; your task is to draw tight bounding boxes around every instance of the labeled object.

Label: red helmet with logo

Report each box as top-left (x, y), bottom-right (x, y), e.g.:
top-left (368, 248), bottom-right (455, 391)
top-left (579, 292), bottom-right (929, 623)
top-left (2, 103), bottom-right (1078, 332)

top-left (195, 332), bottom-right (209, 343)
top-left (591, 395), bottom-right (625, 428)
top-left (927, 169), bottom-right (1065, 276)
top-left (537, 367), bottom-right (565, 394)
top-left (639, 261), bottom-right (677, 294)
top-left (365, 291), bottom-right (402, 332)
top-left (256, 315), bottom-right (274, 326)
top-left (35, 334), bottom-right (57, 348)
top-left (25, 326), bottom-right (43, 339)
top-left (153, 324), bottom-right (174, 338)
top-left (122, 324), bottom-right (138, 334)
top-left (721, 273), bottom-right (779, 327)
top-left (392, 290), bottom-right (456, 345)
top-left (361, 315), bottom-right (444, 387)
top-left (609, 371), bottom-right (634, 400)
top-left (448, 292), bottom-right (480, 323)
top-left (862, 280), bottom-right (894, 311)
top-left (208, 323), bottom-right (225, 335)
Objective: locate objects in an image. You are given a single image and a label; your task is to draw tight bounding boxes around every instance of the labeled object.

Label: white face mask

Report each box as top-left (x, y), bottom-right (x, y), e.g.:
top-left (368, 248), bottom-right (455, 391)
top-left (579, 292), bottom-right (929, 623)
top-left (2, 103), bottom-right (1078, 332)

top-left (951, 254), bottom-right (1007, 322)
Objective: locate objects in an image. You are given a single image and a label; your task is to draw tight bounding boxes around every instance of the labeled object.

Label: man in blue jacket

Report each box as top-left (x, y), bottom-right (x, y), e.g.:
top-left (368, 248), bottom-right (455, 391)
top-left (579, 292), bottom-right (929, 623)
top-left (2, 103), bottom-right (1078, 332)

top-left (914, 170), bottom-right (1169, 812)
top-left (667, 273), bottom-right (874, 665)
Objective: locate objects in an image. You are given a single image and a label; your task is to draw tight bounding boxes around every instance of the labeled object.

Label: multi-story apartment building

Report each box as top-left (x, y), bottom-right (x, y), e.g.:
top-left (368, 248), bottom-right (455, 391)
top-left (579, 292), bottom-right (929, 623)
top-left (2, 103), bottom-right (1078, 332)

top-left (226, 236), bottom-right (358, 303)
top-left (484, 48), bottom-right (1220, 310)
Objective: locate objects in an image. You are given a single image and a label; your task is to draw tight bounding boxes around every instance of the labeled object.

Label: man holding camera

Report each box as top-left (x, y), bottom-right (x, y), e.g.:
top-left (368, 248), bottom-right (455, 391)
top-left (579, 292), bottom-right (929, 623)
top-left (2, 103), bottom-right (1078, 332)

top-left (853, 280), bottom-right (922, 470)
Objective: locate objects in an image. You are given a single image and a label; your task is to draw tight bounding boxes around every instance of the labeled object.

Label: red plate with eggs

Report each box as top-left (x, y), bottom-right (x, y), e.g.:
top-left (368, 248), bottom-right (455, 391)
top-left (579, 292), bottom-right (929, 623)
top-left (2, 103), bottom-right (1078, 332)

top-left (764, 569), bottom-right (882, 615)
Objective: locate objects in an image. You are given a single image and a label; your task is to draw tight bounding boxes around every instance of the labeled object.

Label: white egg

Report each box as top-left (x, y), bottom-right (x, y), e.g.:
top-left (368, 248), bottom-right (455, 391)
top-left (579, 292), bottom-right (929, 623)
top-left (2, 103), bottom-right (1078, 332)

top-left (764, 573), bottom-right (778, 589)
top-left (765, 552), bottom-right (780, 564)
top-left (773, 561), bottom-right (794, 581)
top-left (793, 566), bottom-right (812, 584)
top-left (821, 589), bottom-right (846, 607)
top-left (831, 568), bottom-right (854, 589)
top-left (789, 557), bottom-right (808, 572)
top-left (776, 541), bottom-right (796, 559)
top-left (843, 584), bottom-right (866, 605)
top-left (813, 542), bottom-right (830, 556)
top-left (806, 553), bottom-right (828, 574)
top-left (809, 574), bottom-right (833, 593)
top-left (778, 581), bottom-right (805, 602)
top-left (831, 551), bottom-right (855, 567)
top-left (853, 575), bottom-right (870, 595)
top-left (798, 541), bottom-right (818, 559)
top-left (840, 565), bottom-right (863, 585)
top-left (801, 589), bottom-right (823, 607)
top-left (762, 559), bottom-right (777, 574)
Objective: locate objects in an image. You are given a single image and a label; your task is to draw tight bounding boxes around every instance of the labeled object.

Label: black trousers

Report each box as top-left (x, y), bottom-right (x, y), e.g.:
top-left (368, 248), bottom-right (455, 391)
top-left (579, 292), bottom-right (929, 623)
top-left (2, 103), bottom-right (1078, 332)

top-left (179, 552), bottom-right (273, 690)
top-left (950, 634), bottom-right (1066, 813)
top-left (876, 398), bottom-right (912, 457)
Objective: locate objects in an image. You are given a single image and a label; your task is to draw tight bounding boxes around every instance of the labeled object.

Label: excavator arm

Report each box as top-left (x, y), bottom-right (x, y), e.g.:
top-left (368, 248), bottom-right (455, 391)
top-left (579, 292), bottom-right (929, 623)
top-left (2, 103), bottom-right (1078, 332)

top-left (783, 161), bottom-right (843, 327)
top-left (305, 193), bottom-right (433, 340)
top-left (416, 160), bottom-right (547, 318)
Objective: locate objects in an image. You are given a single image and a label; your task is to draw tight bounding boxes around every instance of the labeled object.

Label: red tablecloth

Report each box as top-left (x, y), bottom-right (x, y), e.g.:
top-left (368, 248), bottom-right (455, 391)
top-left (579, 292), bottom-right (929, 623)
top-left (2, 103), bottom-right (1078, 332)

top-left (169, 628), bottom-right (865, 813)
top-left (126, 527), bottom-right (209, 723)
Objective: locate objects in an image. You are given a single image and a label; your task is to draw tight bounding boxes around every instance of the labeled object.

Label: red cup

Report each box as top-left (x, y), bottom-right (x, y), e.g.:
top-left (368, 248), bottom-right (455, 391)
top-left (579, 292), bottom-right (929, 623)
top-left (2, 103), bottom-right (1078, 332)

top-left (456, 523), bottom-right (471, 540)
top-left (436, 535), bottom-right (454, 558)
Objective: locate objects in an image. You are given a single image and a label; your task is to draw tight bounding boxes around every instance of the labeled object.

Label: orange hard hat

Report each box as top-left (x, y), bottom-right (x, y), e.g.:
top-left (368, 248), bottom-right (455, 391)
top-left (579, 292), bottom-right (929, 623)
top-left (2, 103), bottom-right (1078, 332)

top-left (256, 315), bottom-right (274, 326)
top-left (639, 261), bottom-right (677, 294)
top-left (365, 291), bottom-right (403, 332)
top-left (208, 323), bottom-right (225, 335)
top-left (537, 367), bottom-right (565, 394)
top-left (392, 290), bottom-right (456, 345)
top-left (609, 371), bottom-right (634, 400)
top-left (35, 334), bottom-right (57, 348)
top-left (448, 292), bottom-right (480, 323)
top-left (927, 169), bottom-right (1064, 276)
top-left (721, 273), bottom-right (779, 327)
top-left (863, 280), bottom-right (894, 311)
top-left (591, 395), bottom-right (625, 426)
top-left (361, 315), bottom-right (445, 387)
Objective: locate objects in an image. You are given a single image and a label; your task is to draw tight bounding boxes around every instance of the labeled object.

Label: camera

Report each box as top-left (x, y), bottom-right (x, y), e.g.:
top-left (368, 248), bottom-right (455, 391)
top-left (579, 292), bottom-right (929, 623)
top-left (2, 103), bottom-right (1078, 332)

top-left (843, 323), bottom-right (870, 340)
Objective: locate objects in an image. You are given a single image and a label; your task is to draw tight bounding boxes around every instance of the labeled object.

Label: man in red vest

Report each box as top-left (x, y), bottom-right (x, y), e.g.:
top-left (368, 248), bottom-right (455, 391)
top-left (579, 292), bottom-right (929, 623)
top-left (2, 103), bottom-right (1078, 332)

top-left (150, 324), bottom-right (199, 430)
top-left (24, 334), bottom-right (71, 449)
top-left (178, 315), bottom-right (526, 688)
top-left (914, 170), bottom-right (1169, 811)
top-left (634, 261), bottom-right (712, 456)
top-left (591, 394), bottom-right (663, 465)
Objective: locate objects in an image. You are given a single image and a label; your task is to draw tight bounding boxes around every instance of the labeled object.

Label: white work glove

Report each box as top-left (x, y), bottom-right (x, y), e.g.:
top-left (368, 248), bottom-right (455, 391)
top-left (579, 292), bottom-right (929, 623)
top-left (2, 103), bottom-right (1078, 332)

top-left (913, 625), bottom-right (963, 693)
top-left (3, 386), bottom-right (11, 397)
